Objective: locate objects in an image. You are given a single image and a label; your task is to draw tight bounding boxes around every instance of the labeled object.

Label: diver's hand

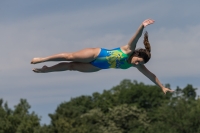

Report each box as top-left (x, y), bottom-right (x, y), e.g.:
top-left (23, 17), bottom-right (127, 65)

top-left (142, 19), bottom-right (155, 27)
top-left (162, 87), bottom-right (174, 94)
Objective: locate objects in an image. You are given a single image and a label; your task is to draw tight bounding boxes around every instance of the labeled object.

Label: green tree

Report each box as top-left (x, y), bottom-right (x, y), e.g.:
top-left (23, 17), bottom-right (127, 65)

top-left (81, 104), bottom-right (149, 133)
top-left (49, 79), bottom-right (169, 132)
top-left (148, 86), bottom-right (200, 133)
top-left (0, 99), bottom-right (41, 133)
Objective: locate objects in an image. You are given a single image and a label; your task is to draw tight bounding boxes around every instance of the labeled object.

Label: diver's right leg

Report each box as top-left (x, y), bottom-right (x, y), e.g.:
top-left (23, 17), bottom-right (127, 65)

top-left (31, 48), bottom-right (100, 64)
top-left (33, 62), bottom-right (101, 73)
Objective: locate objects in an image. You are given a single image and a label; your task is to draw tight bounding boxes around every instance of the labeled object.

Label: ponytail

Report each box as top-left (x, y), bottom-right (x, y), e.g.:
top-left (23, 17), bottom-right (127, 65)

top-left (143, 31), bottom-right (151, 53)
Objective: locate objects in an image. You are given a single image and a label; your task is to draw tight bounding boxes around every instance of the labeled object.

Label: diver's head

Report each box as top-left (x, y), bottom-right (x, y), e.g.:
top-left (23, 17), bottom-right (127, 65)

top-left (129, 31), bottom-right (151, 66)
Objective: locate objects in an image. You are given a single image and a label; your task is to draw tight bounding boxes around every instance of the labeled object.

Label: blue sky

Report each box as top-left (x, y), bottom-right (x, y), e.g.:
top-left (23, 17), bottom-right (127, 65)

top-left (1, 0), bottom-right (200, 124)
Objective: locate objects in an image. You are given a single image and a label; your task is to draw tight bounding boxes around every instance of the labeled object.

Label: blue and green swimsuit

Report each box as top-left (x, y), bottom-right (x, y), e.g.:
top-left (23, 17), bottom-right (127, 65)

top-left (90, 47), bottom-right (132, 69)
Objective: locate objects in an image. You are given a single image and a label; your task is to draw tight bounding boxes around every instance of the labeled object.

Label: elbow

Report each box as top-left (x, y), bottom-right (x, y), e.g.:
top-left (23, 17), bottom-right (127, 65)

top-left (148, 73), bottom-right (156, 80)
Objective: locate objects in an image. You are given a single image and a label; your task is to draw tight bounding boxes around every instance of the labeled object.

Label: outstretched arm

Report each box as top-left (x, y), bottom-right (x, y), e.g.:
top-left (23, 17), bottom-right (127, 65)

top-left (123, 19), bottom-right (154, 52)
top-left (136, 64), bottom-right (174, 94)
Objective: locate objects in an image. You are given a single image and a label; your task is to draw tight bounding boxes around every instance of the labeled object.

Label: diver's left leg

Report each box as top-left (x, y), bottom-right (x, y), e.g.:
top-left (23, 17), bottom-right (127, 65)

top-left (31, 48), bottom-right (100, 64)
top-left (33, 62), bottom-right (101, 73)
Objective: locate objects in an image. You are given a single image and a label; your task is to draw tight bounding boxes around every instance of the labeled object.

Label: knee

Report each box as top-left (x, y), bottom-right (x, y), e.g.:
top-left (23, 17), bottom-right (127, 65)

top-left (65, 53), bottom-right (74, 60)
top-left (59, 53), bottom-right (73, 60)
top-left (68, 62), bottom-right (77, 71)
top-left (57, 62), bottom-right (75, 71)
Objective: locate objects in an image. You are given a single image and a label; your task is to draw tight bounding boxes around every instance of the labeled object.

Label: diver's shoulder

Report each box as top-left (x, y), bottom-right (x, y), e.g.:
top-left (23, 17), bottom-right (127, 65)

top-left (120, 45), bottom-right (133, 54)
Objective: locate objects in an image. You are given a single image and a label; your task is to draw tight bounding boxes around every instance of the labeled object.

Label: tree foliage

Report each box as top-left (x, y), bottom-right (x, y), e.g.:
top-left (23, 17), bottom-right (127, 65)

top-left (0, 99), bottom-right (41, 133)
top-left (47, 79), bottom-right (200, 133)
top-left (0, 79), bottom-right (199, 133)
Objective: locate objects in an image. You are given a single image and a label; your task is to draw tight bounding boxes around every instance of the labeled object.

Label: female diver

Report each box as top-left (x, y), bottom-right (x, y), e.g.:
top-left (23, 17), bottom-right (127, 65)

top-left (31, 19), bottom-right (174, 94)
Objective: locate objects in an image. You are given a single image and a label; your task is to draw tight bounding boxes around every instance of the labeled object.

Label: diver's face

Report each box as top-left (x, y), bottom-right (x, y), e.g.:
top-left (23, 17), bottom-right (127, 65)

top-left (131, 56), bottom-right (145, 66)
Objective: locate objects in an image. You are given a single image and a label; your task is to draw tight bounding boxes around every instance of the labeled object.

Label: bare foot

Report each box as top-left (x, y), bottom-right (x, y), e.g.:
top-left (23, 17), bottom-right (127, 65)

top-left (31, 58), bottom-right (43, 64)
top-left (33, 65), bottom-right (48, 73)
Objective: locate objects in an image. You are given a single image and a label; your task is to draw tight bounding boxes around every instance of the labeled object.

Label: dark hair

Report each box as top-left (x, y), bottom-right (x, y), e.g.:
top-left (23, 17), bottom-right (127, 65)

top-left (129, 31), bottom-right (151, 63)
